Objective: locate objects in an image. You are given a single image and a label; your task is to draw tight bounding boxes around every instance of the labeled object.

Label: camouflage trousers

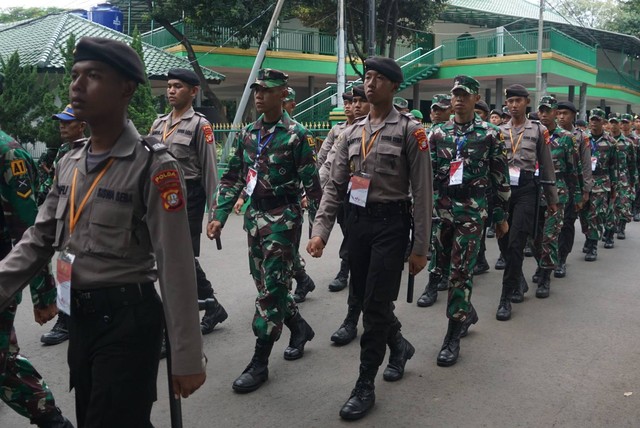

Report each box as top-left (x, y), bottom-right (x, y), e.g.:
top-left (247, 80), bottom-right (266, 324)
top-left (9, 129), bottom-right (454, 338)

top-left (427, 217), bottom-right (451, 279)
top-left (606, 183), bottom-right (634, 230)
top-left (434, 201), bottom-right (486, 321)
top-left (584, 190), bottom-right (610, 241)
top-left (247, 228), bottom-right (298, 342)
top-left (292, 222), bottom-right (307, 278)
top-left (0, 298), bottom-right (58, 423)
top-left (534, 203), bottom-right (565, 269)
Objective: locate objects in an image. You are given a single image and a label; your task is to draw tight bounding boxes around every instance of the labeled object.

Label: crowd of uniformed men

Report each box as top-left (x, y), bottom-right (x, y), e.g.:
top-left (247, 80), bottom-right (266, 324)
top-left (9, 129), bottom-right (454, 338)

top-left (0, 35), bottom-right (639, 426)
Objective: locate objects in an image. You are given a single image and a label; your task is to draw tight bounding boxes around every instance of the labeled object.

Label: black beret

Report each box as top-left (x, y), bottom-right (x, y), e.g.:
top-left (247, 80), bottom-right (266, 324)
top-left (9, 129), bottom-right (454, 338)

top-left (342, 92), bottom-right (353, 102)
top-left (505, 84), bottom-right (529, 99)
top-left (168, 68), bottom-right (199, 86)
top-left (474, 100), bottom-right (490, 113)
top-left (352, 85), bottom-right (367, 101)
top-left (74, 37), bottom-right (146, 84)
top-left (364, 56), bottom-right (403, 83)
top-left (557, 101), bottom-right (577, 113)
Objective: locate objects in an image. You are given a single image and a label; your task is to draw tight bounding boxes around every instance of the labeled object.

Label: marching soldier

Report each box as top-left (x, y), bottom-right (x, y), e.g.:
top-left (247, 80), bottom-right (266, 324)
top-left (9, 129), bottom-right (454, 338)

top-left (207, 69), bottom-right (321, 393)
top-left (0, 129), bottom-right (73, 427)
top-left (426, 76), bottom-right (510, 366)
top-left (149, 68), bottom-right (227, 335)
top-left (496, 84), bottom-right (558, 321)
top-left (582, 108), bottom-right (618, 261)
top-left (308, 57), bottom-right (432, 420)
top-left (429, 94), bottom-right (452, 126)
top-left (621, 113), bottom-right (640, 222)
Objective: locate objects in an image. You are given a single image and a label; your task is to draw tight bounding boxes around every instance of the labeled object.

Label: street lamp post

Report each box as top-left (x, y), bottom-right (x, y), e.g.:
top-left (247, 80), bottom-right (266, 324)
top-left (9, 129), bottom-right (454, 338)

top-left (535, 0), bottom-right (545, 106)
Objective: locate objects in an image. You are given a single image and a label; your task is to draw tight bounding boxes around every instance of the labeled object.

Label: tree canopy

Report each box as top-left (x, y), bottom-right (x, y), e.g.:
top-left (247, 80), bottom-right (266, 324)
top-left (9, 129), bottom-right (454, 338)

top-left (0, 7), bottom-right (65, 23)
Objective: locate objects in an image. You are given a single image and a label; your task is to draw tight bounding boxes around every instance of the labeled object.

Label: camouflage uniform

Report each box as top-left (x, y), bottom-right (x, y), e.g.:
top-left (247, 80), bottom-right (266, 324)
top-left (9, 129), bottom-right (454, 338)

top-left (37, 140), bottom-right (84, 205)
top-left (428, 114), bottom-right (510, 320)
top-left (0, 130), bottom-right (61, 424)
top-left (605, 130), bottom-right (636, 232)
top-left (36, 148), bottom-right (57, 205)
top-left (210, 110), bottom-right (322, 342)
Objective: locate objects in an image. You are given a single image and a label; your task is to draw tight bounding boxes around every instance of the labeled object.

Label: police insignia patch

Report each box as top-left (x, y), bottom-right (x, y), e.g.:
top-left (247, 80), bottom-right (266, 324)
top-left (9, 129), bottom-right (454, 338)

top-left (152, 169), bottom-right (185, 212)
top-left (10, 159), bottom-right (27, 176)
top-left (414, 128), bottom-right (428, 151)
top-left (543, 128), bottom-right (551, 144)
top-left (203, 124), bottom-right (215, 145)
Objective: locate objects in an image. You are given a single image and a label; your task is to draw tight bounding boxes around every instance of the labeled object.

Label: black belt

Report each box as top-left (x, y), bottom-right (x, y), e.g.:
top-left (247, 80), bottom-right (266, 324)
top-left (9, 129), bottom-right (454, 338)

top-left (440, 185), bottom-right (486, 199)
top-left (351, 200), bottom-right (411, 217)
top-left (512, 170), bottom-right (536, 187)
top-left (251, 194), bottom-right (299, 211)
top-left (71, 282), bottom-right (156, 314)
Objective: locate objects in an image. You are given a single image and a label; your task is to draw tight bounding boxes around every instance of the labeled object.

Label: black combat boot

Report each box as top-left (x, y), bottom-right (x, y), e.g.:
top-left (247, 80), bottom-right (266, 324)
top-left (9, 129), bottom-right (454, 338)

top-left (554, 257), bottom-right (567, 278)
top-left (496, 285), bottom-right (513, 321)
top-left (459, 304), bottom-right (479, 338)
top-left (473, 254), bottom-right (490, 275)
top-left (293, 271), bottom-right (316, 303)
top-left (535, 269), bottom-right (551, 298)
top-left (283, 312), bottom-right (315, 360)
top-left (604, 230), bottom-right (615, 249)
top-left (532, 267), bottom-right (542, 284)
top-left (200, 296), bottom-right (228, 335)
top-left (511, 273), bottom-right (529, 303)
top-left (417, 272), bottom-right (440, 307)
top-left (524, 241), bottom-right (534, 257)
top-left (331, 305), bottom-right (360, 345)
top-left (582, 239), bottom-right (589, 253)
top-left (40, 313), bottom-right (69, 346)
top-left (494, 254), bottom-right (506, 270)
top-left (634, 212), bottom-right (640, 222)
top-left (437, 276), bottom-right (449, 291)
top-left (383, 332), bottom-right (415, 381)
top-left (585, 238), bottom-right (598, 261)
top-left (339, 370), bottom-right (376, 420)
top-left (617, 220), bottom-right (627, 239)
top-left (437, 319), bottom-right (464, 367)
top-left (232, 339), bottom-right (274, 393)
top-left (328, 259), bottom-right (349, 292)
top-left (486, 225), bottom-right (496, 238)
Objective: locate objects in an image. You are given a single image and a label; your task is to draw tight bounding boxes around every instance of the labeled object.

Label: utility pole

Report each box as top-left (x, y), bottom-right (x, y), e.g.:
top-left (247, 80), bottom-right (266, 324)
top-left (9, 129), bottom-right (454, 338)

top-left (337, 0), bottom-right (345, 108)
top-left (367, 0), bottom-right (376, 57)
top-left (535, 0), bottom-right (545, 106)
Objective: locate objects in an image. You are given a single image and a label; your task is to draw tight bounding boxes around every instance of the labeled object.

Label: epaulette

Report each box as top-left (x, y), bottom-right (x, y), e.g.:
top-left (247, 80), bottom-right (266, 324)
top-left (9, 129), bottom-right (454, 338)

top-left (194, 111), bottom-right (207, 118)
top-left (400, 111), bottom-right (415, 121)
top-left (141, 136), bottom-right (168, 153)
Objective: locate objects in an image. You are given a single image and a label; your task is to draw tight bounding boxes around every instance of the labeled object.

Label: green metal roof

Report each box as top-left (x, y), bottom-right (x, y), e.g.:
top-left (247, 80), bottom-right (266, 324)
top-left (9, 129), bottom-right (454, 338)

top-left (0, 13), bottom-right (224, 83)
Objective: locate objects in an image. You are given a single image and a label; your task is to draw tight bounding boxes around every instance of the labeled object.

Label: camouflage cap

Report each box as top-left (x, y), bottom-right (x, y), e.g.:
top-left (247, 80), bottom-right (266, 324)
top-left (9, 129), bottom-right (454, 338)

top-left (608, 112), bottom-right (621, 123)
top-left (284, 87), bottom-right (296, 102)
top-left (589, 108), bottom-right (606, 120)
top-left (451, 75), bottom-right (480, 94)
top-left (250, 68), bottom-right (288, 89)
top-left (621, 113), bottom-right (634, 122)
top-left (393, 97), bottom-right (409, 109)
top-left (538, 95), bottom-right (558, 110)
top-left (431, 94), bottom-right (452, 109)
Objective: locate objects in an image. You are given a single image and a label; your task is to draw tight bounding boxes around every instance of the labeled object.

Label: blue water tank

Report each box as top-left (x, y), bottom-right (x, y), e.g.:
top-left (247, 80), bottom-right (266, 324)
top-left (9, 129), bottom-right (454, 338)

top-left (89, 3), bottom-right (123, 32)
top-left (69, 9), bottom-right (88, 20)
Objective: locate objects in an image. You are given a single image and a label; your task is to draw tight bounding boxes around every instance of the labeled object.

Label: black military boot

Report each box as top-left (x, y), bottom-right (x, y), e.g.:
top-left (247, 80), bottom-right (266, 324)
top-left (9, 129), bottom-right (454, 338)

top-left (486, 225), bottom-right (496, 238)
top-left (283, 312), bottom-right (315, 360)
top-left (511, 273), bottom-right (529, 303)
top-left (200, 296), bottom-right (228, 335)
top-left (536, 269), bottom-right (551, 298)
top-left (459, 304), bottom-right (479, 338)
top-left (496, 286), bottom-right (513, 321)
top-left (339, 375), bottom-right (376, 420)
top-left (331, 305), bottom-right (360, 345)
top-left (617, 220), bottom-right (627, 239)
top-left (532, 267), bottom-right (542, 284)
top-left (232, 339), bottom-right (274, 393)
top-left (40, 313), bottom-right (69, 346)
top-left (417, 272), bottom-right (440, 307)
top-left (34, 409), bottom-right (74, 428)
top-left (383, 332), bottom-right (415, 381)
top-left (634, 212), bottom-right (640, 222)
top-left (582, 239), bottom-right (589, 253)
top-left (524, 241), bottom-right (534, 257)
top-left (437, 276), bottom-right (449, 291)
top-left (604, 230), bottom-right (615, 249)
top-left (585, 239), bottom-right (598, 261)
top-left (494, 254), bottom-right (506, 270)
top-left (554, 257), bottom-right (567, 278)
top-left (293, 271), bottom-right (316, 303)
top-left (437, 319), bottom-right (464, 367)
top-left (473, 255), bottom-right (490, 275)
top-left (328, 259), bottom-right (349, 292)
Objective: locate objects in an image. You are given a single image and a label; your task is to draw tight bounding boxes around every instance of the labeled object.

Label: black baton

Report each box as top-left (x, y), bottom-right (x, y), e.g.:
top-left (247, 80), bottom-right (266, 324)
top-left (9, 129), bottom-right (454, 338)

top-left (407, 274), bottom-right (415, 303)
top-left (165, 328), bottom-right (183, 428)
top-left (215, 237), bottom-right (222, 250)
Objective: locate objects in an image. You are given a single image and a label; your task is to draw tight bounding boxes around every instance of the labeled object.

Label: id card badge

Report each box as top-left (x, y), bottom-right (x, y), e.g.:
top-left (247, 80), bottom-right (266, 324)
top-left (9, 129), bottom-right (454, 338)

top-left (509, 166), bottom-right (521, 186)
top-left (449, 160), bottom-right (464, 186)
top-left (349, 172), bottom-right (371, 207)
top-left (56, 249), bottom-right (75, 315)
top-left (245, 167), bottom-right (258, 197)
top-left (591, 156), bottom-right (597, 172)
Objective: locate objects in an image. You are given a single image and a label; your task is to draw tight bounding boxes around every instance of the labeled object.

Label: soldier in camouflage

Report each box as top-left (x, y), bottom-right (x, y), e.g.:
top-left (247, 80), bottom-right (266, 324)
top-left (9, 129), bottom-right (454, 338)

top-left (633, 116), bottom-right (640, 221)
top-left (582, 108), bottom-right (618, 261)
top-left (621, 114), bottom-right (640, 222)
top-left (532, 96), bottom-right (580, 297)
top-left (0, 129), bottom-right (73, 428)
top-left (40, 104), bottom-right (87, 347)
top-left (605, 113), bottom-right (637, 242)
top-left (426, 76), bottom-right (510, 366)
top-left (208, 69), bottom-right (321, 393)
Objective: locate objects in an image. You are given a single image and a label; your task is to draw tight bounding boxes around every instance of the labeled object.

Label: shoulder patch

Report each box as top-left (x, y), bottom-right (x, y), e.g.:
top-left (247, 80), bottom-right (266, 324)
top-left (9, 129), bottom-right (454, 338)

top-left (413, 128), bottom-right (428, 151)
top-left (203, 123), bottom-right (215, 145)
top-left (152, 169), bottom-right (185, 212)
top-left (10, 159), bottom-right (27, 176)
top-left (542, 128), bottom-right (550, 144)
top-left (306, 135), bottom-right (316, 148)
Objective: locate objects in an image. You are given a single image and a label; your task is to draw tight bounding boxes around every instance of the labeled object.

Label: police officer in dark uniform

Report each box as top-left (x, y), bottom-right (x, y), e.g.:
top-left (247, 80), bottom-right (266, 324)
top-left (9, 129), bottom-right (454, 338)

top-left (149, 68), bottom-right (227, 334)
top-left (308, 57), bottom-right (432, 420)
top-left (496, 85), bottom-right (558, 321)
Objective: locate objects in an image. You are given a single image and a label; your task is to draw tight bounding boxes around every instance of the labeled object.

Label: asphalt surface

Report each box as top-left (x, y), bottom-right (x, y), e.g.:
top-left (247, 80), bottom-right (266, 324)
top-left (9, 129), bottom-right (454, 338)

top-left (2, 214), bottom-right (640, 427)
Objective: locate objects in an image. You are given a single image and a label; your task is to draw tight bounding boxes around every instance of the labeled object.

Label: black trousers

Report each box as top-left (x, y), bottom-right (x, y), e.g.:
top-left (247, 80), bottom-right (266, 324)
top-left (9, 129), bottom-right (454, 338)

top-left (68, 288), bottom-right (163, 428)
top-left (346, 207), bottom-right (409, 378)
top-left (186, 181), bottom-right (214, 299)
top-left (498, 181), bottom-right (537, 294)
top-left (558, 199), bottom-right (577, 263)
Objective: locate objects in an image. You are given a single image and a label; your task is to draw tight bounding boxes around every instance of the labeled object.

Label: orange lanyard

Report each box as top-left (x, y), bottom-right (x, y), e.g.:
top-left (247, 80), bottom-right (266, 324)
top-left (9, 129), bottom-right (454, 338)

top-left (509, 129), bottom-right (525, 156)
top-left (361, 128), bottom-right (381, 161)
top-left (69, 158), bottom-right (115, 235)
top-left (162, 120), bottom-right (180, 142)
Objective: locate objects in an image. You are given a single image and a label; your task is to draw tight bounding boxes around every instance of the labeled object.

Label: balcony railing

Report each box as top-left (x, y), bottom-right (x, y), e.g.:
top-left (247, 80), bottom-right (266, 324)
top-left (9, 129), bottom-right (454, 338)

top-left (597, 68), bottom-right (640, 93)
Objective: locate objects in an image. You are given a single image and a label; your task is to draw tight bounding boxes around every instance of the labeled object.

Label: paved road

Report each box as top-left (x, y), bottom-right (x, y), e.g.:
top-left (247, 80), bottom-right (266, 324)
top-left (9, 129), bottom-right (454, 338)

top-left (2, 214), bottom-right (640, 427)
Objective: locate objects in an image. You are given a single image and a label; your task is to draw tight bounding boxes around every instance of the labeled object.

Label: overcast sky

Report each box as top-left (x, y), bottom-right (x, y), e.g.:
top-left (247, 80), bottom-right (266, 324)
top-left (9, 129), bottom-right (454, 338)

top-left (1, 0), bottom-right (100, 10)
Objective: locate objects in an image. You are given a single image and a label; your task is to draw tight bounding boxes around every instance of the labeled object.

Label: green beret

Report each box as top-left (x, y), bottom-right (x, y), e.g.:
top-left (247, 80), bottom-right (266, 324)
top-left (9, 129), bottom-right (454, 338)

top-left (74, 37), bottom-right (146, 84)
top-left (410, 109), bottom-right (423, 120)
